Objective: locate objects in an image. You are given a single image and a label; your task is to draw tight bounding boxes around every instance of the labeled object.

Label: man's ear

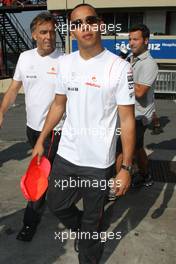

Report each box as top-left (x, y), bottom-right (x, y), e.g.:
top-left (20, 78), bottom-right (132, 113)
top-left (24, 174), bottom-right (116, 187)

top-left (144, 37), bottom-right (149, 46)
top-left (32, 32), bottom-right (37, 41)
top-left (99, 20), bottom-right (106, 33)
top-left (70, 30), bottom-right (75, 39)
top-left (100, 19), bottom-right (104, 25)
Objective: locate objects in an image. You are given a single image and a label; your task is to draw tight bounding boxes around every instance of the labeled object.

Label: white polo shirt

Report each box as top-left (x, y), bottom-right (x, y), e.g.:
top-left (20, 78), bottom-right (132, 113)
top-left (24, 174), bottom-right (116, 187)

top-left (13, 48), bottom-right (64, 131)
top-left (56, 49), bottom-right (135, 168)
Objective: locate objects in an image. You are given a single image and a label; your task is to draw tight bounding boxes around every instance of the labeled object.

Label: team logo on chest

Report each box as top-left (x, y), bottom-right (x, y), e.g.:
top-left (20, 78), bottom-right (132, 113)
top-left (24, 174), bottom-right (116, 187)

top-left (85, 75), bottom-right (101, 88)
top-left (47, 66), bottom-right (57, 75)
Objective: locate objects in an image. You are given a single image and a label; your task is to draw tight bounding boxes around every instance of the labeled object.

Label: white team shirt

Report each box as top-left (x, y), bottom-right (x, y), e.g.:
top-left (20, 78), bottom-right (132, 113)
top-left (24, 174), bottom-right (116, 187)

top-left (13, 48), bottom-right (64, 131)
top-left (56, 49), bottom-right (135, 168)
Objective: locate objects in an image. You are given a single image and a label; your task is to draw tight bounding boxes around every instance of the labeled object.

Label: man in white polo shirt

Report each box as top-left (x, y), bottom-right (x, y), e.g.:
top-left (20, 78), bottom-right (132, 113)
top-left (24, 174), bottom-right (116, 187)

top-left (32, 4), bottom-right (135, 263)
top-left (0, 12), bottom-right (63, 241)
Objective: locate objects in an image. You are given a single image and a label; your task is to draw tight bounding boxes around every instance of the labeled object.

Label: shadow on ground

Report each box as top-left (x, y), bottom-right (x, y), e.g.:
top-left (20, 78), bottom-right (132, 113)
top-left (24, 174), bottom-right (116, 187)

top-left (100, 141), bottom-right (176, 263)
top-left (0, 142), bottom-right (31, 167)
top-left (0, 209), bottom-right (67, 264)
top-left (101, 182), bottom-right (173, 263)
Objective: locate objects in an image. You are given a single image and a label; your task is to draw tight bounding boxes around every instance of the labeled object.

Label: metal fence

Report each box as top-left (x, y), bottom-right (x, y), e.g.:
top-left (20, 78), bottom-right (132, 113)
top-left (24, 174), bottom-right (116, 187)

top-left (155, 70), bottom-right (176, 94)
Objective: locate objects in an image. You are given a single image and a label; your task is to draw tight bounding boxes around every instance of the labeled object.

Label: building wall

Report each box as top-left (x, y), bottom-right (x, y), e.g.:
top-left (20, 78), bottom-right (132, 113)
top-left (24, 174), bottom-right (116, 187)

top-left (144, 10), bottom-right (166, 34)
top-left (88, 0), bottom-right (176, 8)
top-left (47, 0), bottom-right (176, 10)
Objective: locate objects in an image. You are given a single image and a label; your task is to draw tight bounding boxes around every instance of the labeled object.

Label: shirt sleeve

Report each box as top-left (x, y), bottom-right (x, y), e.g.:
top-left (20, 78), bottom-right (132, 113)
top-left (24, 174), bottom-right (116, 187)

top-left (115, 62), bottom-right (135, 105)
top-left (136, 60), bottom-right (158, 86)
top-left (55, 56), bottom-right (67, 95)
top-left (13, 54), bottom-right (22, 81)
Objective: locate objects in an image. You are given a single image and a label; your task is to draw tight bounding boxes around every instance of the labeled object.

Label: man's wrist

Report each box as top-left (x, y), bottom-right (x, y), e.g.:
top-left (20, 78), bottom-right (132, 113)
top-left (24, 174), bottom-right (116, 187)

top-left (37, 134), bottom-right (45, 144)
top-left (121, 164), bottom-right (133, 175)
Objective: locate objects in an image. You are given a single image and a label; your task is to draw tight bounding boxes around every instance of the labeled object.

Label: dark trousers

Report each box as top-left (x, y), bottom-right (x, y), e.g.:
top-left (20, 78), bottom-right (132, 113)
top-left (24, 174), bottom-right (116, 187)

top-left (23, 126), bottom-right (61, 227)
top-left (47, 154), bottom-right (114, 264)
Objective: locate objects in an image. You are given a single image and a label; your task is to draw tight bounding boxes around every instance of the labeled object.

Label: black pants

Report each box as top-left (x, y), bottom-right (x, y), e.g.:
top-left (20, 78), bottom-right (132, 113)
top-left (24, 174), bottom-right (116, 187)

top-left (23, 126), bottom-right (61, 227)
top-left (47, 154), bottom-right (114, 264)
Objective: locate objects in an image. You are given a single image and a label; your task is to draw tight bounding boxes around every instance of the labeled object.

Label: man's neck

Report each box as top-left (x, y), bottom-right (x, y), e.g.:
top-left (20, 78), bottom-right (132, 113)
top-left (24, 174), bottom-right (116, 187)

top-left (133, 49), bottom-right (147, 58)
top-left (37, 48), bottom-right (55, 57)
top-left (79, 45), bottom-right (104, 60)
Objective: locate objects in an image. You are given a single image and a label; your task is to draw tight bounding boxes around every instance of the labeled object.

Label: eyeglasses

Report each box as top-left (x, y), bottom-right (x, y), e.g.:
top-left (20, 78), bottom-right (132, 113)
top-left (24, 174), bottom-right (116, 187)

top-left (70, 16), bottom-right (101, 30)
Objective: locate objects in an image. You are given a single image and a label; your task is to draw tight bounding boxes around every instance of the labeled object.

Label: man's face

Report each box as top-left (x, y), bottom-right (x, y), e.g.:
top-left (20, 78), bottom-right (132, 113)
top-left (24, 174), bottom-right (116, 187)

top-left (32, 21), bottom-right (56, 56)
top-left (129, 30), bottom-right (148, 56)
top-left (70, 6), bottom-right (102, 50)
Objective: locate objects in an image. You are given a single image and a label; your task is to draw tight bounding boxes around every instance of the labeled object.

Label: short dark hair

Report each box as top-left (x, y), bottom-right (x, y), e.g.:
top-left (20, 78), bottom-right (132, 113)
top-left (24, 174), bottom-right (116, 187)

top-left (68, 3), bottom-right (97, 21)
top-left (129, 24), bottom-right (150, 39)
top-left (30, 12), bottom-right (57, 33)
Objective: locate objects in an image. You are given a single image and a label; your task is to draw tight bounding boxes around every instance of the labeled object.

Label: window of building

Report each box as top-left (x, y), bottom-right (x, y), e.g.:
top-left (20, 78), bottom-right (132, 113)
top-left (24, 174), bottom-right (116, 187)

top-left (101, 12), bottom-right (143, 35)
top-left (166, 12), bottom-right (176, 35)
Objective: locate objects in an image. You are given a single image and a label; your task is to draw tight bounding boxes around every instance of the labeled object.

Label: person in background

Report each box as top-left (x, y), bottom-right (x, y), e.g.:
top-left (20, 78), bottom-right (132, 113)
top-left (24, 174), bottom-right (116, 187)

top-left (0, 12), bottom-right (64, 241)
top-left (116, 24), bottom-right (158, 188)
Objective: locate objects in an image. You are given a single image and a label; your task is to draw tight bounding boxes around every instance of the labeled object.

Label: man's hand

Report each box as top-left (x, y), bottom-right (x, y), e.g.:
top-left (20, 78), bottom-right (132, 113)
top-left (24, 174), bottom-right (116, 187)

top-left (113, 169), bottom-right (131, 196)
top-left (32, 141), bottom-right (44, 165)
top-left (0, 111), bottom-right (3, 128)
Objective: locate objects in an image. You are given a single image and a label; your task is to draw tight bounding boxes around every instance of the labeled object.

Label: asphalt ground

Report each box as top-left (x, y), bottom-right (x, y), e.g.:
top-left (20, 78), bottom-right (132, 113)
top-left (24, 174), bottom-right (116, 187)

top-left (0, 95), bottom-right (176, 264)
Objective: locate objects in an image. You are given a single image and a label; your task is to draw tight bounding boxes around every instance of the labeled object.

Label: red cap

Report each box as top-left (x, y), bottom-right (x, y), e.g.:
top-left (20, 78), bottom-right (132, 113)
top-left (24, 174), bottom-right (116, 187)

top-left (20, 156), bottom-right (51, 201)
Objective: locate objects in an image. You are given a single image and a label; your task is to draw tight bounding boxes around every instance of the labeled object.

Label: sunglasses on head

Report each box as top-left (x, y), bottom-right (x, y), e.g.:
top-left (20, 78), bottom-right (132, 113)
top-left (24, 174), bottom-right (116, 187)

top-left (70, 16), bottom-right (101, 30)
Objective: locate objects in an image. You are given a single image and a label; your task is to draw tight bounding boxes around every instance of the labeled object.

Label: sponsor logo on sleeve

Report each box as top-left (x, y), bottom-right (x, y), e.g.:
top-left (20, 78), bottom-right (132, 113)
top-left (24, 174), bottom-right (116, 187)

top-left (129, 91), bottom-right (135, 98)
top-left (127, 71), bottom-right (134, 90)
